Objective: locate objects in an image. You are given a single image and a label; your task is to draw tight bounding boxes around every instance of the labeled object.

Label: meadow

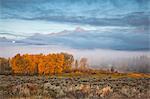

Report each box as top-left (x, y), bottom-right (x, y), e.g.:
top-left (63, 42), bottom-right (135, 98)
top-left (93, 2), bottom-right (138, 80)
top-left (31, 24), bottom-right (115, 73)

top-left (0, 71), bottom-right (150, 99)
top-left (0, 53), bottom-right (150, 99)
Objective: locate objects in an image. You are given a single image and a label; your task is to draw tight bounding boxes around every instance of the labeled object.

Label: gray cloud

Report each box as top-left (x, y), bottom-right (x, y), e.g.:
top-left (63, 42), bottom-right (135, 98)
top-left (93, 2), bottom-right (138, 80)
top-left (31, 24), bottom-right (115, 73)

top-left (1, 0), bottom-right (150, 27)
top-left (12, 29), bottom-right (148, 51)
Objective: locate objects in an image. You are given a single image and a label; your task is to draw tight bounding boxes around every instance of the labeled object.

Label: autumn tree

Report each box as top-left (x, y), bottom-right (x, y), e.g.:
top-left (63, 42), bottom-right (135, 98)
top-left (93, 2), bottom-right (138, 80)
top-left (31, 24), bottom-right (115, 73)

top-left (0, 57), bottom-right (11, 74)
top-left (79, 58), bottom-right (88, 70)
top-left (75, 59), bottom-right (78, 69)
top-left (11, 54), bottom-right (35, 75)
top-left (11, 54), bottom-right (24, 74)
top-left (11, 53), bottom-right (74, 75)
top-left (53, 53), bottom-right (64, 74)
top-left (61, 53), bottom-right (74, 73)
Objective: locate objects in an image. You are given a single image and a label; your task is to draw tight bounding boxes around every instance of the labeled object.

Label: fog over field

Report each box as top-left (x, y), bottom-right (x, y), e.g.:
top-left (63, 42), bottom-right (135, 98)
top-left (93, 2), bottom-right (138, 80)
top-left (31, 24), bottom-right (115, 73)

top-left (0, 45), bottom-right (149, 67)
top-left (0, 1), bottom-right (150, 99)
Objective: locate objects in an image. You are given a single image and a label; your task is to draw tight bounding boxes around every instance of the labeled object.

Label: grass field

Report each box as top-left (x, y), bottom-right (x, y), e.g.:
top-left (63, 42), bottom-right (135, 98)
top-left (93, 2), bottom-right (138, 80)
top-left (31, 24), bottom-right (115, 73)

top-left (0, 72), bottom-right (150, 99)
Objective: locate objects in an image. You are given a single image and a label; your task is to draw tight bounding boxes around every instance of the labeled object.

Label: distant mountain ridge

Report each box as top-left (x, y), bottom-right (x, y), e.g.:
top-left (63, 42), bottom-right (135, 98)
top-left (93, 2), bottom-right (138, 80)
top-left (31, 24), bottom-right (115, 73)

top-left (0, 27), bottom-right (149, 51)
top-left (20, 28), bottom-right (150, 50)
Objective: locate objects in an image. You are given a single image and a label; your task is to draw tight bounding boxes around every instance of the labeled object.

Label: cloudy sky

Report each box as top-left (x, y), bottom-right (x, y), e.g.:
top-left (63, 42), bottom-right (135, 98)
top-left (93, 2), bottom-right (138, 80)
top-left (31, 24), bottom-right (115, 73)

top-left (0, 0), bottom-right (150, 66)
top-left (0, 0), bottom-right (149, 51)
top-left (0, 0), bottom-right (149, 34)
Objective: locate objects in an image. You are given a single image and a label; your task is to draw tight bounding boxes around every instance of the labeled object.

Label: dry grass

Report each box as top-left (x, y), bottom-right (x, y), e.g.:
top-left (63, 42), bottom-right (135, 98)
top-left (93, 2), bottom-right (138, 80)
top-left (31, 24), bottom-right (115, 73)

top-left (0, 71), bottom-right (149, 99)
top-left (127, 73), bottom-right (150, 78)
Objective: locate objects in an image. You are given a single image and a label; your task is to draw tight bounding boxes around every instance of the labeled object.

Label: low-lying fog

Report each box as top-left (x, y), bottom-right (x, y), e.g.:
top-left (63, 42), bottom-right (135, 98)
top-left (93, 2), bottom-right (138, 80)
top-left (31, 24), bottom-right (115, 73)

top-left (0, 45), bottom-right (150, 73)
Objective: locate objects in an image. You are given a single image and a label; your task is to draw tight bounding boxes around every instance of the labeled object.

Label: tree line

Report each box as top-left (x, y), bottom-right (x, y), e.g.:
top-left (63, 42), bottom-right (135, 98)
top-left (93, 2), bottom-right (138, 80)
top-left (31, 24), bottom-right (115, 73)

top-left (0, 53), bottom-right (89, 75)
top-left (0, 57), bottom-right (11, 74)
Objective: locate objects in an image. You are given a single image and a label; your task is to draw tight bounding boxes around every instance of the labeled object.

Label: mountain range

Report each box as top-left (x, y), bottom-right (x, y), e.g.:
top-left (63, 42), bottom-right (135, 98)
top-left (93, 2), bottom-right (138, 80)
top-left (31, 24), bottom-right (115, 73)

top-left (0, 27), bottom-right (149, 51)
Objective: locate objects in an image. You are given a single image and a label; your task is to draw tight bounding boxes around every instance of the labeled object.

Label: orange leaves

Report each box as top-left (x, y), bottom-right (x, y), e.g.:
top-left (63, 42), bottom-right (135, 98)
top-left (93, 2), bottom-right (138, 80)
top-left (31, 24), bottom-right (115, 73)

top-left (11, 53), bottom-right (74, 75)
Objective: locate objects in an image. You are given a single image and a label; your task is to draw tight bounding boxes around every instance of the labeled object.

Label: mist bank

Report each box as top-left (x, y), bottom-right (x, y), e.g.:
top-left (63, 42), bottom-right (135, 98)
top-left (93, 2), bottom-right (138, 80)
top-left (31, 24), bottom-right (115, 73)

top-left (0, 45), bottom-right (149, 62)
top-left (0, 45), bottom-right (149, 73)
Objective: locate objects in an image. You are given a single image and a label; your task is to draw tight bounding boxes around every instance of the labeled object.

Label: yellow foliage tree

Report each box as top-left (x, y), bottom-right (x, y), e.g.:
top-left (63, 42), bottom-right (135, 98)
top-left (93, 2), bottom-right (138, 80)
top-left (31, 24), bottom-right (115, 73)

top-left (11, 53), bottom-right (74, 75)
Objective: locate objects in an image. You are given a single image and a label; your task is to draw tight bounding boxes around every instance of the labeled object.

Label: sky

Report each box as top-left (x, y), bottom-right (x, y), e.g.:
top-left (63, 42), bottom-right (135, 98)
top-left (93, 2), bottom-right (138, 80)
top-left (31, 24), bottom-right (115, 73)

top-left (0, 0), bottom-right (150, 69)
top-left (0, 0), bottom-right (149, 51)
top-left (0, 0), bottom-right (149, 34)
